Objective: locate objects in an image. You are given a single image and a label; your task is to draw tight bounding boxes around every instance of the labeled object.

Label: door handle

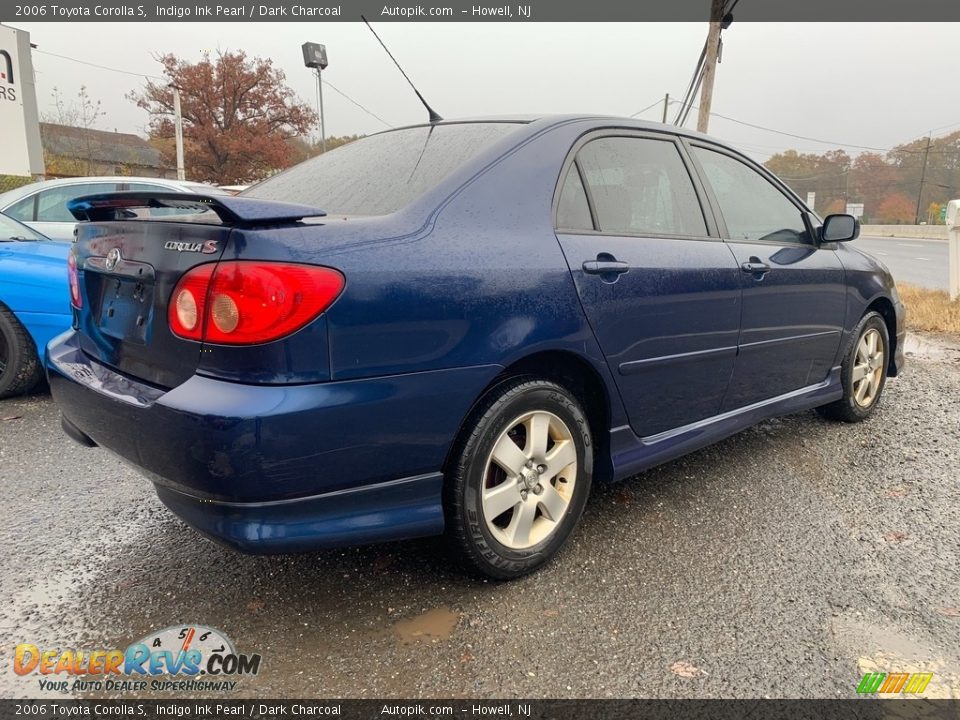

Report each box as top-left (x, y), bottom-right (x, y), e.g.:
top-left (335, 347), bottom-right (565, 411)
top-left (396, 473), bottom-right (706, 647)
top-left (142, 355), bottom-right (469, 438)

top-left (583, 260), bottom-right (630, 275)
top-left (740, 260), bottom-right (771, 275)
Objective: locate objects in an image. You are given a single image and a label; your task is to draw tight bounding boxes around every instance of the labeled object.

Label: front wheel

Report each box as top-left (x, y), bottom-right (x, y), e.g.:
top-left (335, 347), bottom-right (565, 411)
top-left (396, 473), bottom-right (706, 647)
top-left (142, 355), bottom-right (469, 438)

top-left (445, 378), bottom-right (592, 579)
top-left (816, 311), bottom-right (889, 423)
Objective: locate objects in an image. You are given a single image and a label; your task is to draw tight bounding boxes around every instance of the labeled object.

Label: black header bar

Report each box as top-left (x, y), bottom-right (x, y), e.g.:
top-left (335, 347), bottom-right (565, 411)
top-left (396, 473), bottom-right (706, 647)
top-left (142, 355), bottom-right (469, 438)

top-left (3, 0), bottom-right (960, 22)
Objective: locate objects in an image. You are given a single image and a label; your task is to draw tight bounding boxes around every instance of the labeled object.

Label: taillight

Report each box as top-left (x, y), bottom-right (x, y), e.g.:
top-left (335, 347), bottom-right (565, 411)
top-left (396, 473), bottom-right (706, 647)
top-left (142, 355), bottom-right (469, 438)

top-left (168, 262), bottom-right (344, 345)
top-left (67, 251), bottom-right (82, 309)
top-left (169, 263), bottom-right (215, 341)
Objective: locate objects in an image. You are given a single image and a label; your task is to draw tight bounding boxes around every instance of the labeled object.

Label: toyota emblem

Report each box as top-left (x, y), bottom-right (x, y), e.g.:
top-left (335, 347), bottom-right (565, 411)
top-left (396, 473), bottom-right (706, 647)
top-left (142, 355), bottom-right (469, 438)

top-left (105, 248), bottom-right (122, 271)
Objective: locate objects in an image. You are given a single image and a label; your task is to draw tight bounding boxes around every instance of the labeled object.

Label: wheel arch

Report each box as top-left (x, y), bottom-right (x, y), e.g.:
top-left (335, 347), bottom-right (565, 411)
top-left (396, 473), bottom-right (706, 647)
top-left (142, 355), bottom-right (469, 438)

top-left (443, 349), bottom-right (615, 483)
top-left (864, 294), bottom-right (899, 377)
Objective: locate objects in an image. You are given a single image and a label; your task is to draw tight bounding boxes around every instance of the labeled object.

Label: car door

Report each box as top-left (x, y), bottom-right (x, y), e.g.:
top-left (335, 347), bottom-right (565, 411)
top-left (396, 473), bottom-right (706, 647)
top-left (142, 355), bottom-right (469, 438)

top-left (555, 132), bottom-right (742, 438)
top-left (5, 182), bottom-right (119, 241)
top-left (687, 143), bottom-right (846, 411)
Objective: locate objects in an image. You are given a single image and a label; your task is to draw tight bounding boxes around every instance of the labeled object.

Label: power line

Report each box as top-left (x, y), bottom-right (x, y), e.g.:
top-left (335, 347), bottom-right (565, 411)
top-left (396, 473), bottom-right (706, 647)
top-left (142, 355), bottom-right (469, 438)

top-left (673, 39), bottom-right (707, 126)
top-left (35, 49), bottom-right (164, 80)
top-left (663, 98), bottom-right (959, 155)
top-left (705, 107), bottom-right (890, 151)
top-left (322, 79), bottom-right (392, 128)
top-left (925, 119), bottom-right (960, 134)
top-left (630, 98), bottom-right (668, 118)
top-left (35, 48), bottom-right (393, 131)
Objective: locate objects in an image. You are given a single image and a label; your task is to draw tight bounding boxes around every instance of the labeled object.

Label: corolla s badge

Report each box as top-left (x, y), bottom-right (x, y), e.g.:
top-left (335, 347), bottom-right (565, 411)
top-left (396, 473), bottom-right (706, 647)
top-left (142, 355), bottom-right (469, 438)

top-left (105, 248), bottom-right (122, 271)
top-left (164, 240), bottom-right (219, 254)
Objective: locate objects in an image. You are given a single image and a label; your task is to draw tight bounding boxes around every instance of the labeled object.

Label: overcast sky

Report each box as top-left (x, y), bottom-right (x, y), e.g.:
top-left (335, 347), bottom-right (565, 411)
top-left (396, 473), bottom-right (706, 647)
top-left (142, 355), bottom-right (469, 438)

top-left (9, 22), bottom-right (960, 161)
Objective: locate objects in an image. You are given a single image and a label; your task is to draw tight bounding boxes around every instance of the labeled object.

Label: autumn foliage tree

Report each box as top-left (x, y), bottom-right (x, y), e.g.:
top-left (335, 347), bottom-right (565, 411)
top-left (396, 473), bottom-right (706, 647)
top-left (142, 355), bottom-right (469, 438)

top-left (130, 51), bottom-right (316, 184)
top-left (875, 193), bottom-right (915, 224)
top-left (766, 130), bottom-right (960, 223)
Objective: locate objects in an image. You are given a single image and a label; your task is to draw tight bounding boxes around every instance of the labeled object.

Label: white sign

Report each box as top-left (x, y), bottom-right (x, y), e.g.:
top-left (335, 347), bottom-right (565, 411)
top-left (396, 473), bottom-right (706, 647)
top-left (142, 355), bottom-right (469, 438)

top-left (946, 199), bottom-right (960, 230)
top-left (0, 24), bottom-right (44, 177)
top-left (948, 200), bottom-right (960, 301)
top-left (846, 202), bottom-right (864, 219)
top-left (806, 191), bottom-right (816, 209)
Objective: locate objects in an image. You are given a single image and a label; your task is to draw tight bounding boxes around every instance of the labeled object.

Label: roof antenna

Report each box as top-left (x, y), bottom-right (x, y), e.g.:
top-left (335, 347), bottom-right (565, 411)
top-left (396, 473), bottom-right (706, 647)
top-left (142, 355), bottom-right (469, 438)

top-left (361, 15), bottom-right (443, 123)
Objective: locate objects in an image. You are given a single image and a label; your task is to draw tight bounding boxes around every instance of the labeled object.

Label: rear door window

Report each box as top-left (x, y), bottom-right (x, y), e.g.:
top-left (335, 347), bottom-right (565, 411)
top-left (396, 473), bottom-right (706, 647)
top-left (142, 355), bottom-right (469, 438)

top-left (556, 164), bottom-right (594, 231)
top-left (576, 136), bottom-right (708, 237)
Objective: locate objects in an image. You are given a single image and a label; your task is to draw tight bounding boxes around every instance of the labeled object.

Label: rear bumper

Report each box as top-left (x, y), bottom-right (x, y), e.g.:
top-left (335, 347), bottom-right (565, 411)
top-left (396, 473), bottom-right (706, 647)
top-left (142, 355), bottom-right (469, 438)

top-left (154, 474), bottom-right (443, 554)
top-left (47, 330), bottom-right (501, 551)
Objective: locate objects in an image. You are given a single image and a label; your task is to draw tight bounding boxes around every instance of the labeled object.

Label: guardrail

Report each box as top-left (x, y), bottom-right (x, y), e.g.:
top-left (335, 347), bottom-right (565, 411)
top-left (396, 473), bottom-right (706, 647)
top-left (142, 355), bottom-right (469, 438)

top-left (860, 225), bottom-right (948, 240)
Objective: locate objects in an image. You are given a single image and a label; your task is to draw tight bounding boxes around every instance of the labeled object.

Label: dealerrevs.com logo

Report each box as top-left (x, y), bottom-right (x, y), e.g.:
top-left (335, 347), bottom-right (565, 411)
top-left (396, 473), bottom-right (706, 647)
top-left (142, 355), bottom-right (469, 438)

top-left (14, 625), bottom-right (261, 693)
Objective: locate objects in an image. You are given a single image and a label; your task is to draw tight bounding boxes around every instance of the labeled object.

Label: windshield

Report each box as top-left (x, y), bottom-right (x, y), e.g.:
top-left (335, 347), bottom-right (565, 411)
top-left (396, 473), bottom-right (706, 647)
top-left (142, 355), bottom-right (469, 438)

top-left (243, 122), bottom-right (524, 216)
top-left (0, 212), bottom-right (47, 242)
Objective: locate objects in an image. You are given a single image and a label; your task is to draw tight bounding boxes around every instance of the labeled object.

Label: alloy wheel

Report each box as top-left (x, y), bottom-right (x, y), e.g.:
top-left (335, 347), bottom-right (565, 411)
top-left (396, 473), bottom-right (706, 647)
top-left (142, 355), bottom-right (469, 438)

top-left (480, 410), bottom-right (578, 550)
top-left (852, 327), bottom-right (884, 407)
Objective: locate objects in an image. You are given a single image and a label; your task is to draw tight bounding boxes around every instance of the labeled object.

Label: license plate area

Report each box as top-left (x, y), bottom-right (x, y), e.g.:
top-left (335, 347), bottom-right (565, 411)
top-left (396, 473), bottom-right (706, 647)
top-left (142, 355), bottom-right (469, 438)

top-left (97, 275), bottom-right (155, 344)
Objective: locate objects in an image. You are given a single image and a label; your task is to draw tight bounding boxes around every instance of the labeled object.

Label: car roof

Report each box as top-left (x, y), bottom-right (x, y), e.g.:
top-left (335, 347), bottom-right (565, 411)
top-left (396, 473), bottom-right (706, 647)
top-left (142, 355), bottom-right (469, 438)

top-left (0, 176), bottom-right (217, 207)
top-left (366, 113), bottom-right (736, 149)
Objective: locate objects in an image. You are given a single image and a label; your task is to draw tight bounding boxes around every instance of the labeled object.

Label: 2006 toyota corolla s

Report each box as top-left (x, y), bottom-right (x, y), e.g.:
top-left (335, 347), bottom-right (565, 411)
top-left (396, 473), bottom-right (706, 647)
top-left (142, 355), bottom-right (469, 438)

top-left (47, 115), bottom-right (905, 579)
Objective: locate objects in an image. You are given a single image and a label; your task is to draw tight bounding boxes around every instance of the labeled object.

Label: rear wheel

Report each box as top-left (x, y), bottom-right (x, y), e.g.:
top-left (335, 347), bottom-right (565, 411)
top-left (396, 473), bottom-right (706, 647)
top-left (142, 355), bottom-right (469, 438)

top-left (445, 378), bottom-right (592, 579)
top-left (816, 311), bottom-right (889, 423)
top-left (0, 306), bottom-right (43, 399)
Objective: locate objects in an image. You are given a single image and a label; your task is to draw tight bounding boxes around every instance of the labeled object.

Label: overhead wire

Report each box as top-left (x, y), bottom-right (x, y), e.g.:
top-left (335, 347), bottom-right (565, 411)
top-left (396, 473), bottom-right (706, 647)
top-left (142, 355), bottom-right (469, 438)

top-left (34, 48), bottom-right (394, 129)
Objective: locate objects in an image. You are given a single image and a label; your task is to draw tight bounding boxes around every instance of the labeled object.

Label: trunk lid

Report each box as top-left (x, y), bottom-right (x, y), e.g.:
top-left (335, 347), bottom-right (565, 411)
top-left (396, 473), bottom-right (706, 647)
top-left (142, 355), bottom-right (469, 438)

top-left (69, 192), bottom-right (326, 389)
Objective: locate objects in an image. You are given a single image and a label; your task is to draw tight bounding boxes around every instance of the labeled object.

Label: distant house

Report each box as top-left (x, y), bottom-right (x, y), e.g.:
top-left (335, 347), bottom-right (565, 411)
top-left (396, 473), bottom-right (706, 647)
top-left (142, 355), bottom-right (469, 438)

top-left (40, 123), bottom-right (173, 179)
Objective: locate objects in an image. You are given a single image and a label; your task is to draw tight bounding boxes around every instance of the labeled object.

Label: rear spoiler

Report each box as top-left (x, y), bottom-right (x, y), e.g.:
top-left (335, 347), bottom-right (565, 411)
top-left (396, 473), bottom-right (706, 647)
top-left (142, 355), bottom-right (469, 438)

top-left (67, 192), bottom-right (327, 225)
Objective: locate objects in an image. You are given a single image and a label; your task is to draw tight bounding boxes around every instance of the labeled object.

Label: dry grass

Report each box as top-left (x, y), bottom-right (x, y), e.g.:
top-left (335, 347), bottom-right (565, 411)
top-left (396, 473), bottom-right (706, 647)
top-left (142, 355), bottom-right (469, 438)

top-left (897, 283), bottom-right (960, 335)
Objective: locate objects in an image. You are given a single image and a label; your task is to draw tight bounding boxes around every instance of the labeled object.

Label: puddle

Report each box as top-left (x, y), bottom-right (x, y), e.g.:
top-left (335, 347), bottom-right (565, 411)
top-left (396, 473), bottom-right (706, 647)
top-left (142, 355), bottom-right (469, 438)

top-left (392, 607), bottom-right (460, 643)
top-left (904, 333), bottom-right (960, 362)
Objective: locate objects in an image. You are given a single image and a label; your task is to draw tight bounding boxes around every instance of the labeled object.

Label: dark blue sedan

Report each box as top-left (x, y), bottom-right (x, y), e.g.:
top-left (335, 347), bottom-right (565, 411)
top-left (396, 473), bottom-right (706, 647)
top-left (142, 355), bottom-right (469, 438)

top-left (47, 116), bottom-right (905, 578)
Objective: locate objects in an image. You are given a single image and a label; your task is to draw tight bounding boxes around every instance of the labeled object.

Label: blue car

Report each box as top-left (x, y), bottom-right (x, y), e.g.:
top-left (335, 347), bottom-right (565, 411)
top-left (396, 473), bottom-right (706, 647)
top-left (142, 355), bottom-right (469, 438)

top-left (47, 116), bottom-right (905, 578)
top-left (0, 212), bottom-right (70, 398)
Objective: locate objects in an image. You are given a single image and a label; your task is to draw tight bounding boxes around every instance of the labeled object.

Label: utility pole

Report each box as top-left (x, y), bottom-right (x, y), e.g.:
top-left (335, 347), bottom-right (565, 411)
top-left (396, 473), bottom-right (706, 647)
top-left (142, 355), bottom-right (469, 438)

top-left (914, 133), bottom-right (932, 224)
top-left (696, 0), bottom-right (726, 134)
top-left (316, 68), bottom-right (326, 153)
top-left (170, 85), bottom-right (185, 181)
top-left (661, 93), bottom-right (670, 123)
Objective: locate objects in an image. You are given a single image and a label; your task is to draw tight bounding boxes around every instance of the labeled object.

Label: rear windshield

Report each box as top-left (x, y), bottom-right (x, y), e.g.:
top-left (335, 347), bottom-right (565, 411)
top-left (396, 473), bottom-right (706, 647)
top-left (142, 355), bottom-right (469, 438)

top-left (243, 122), bottom-right (523, 216)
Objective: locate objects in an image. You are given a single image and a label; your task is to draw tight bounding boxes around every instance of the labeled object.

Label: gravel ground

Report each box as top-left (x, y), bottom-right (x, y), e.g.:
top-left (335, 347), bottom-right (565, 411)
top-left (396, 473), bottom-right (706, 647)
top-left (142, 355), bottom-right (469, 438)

top-left (1, 332), bottom-right (958, 699)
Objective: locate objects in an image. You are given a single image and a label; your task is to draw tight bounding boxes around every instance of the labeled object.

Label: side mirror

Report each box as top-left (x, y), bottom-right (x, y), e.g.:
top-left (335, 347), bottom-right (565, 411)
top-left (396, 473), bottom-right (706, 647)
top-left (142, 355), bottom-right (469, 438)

top-left (821, 214), bottom-right (859, 243)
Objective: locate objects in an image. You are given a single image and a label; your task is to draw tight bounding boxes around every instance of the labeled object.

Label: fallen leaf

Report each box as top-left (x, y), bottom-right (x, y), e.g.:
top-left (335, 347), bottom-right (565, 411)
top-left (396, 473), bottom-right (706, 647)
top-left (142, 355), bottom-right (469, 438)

top-left (937, 607), bottom-right (960, 617)
top-left (246, 599), bottom-right (265, 612)
top-left (883, 488), bottom-right (908, 498)
top-left (1, 416), bottom-right (22, 421)
top-left (670, 661), bottom-right (699, 678)
top-left (543, 608), bottom-right (560, 617)
top-left (884, 531), bottom-right (908, 543)
top-left (615, 489), bottom-right (632, 504)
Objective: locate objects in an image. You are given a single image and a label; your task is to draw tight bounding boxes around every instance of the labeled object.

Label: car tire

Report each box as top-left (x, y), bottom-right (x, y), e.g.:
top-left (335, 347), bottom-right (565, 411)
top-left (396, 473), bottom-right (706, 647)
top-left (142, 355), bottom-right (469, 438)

top-left (0, 306), bottom-right (43, 400)
top-left (444, 377), bottom-right (593, 580)
top-left (816, 311), bottom-right (889, 423)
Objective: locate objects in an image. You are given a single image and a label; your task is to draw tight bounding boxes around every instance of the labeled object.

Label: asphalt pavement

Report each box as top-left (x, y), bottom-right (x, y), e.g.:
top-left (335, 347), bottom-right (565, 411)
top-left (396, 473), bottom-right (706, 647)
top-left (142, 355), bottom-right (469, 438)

top-left (1, 333), bottom-right (959, 699)
top-left (856, 236), bottom-right (948, 291)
